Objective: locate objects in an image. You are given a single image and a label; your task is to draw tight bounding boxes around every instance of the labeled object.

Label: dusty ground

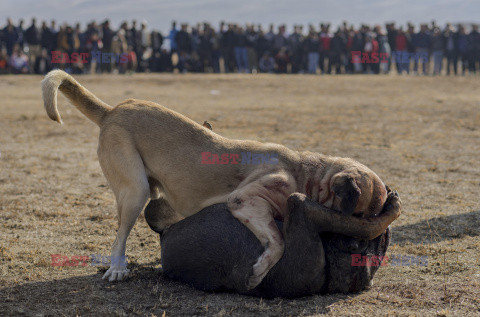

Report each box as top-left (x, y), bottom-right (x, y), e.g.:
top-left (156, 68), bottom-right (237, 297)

top-left (1, 73), bottom-right (479, 316)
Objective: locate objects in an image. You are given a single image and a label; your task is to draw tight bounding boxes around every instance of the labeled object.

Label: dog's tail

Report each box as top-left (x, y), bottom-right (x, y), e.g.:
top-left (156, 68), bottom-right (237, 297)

top-left (41, 70), bottom-right (112, 126)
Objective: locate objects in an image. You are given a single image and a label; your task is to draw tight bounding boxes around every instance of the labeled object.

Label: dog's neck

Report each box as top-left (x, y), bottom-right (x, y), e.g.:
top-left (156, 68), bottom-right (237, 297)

top-left (296, 151), bottom-right (332, 196)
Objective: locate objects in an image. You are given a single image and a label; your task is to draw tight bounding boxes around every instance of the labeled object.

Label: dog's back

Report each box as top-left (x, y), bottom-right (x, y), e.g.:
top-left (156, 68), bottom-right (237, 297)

top-left (153, 199), bottom-right (389, 298)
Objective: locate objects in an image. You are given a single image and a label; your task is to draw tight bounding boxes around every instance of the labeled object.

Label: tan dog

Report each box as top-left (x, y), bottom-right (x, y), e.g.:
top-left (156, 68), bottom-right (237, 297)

top-left (42, 70), bottom-right (398, 287)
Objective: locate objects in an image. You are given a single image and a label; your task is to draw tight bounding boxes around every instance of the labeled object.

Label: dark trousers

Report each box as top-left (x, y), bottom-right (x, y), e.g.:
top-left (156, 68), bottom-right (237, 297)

top-left (329, 52), bottom-right (342, 74)
top-left (468, 51), bottom-right (479, 73)
top-left (445, 50), bottom-right (457, 75)
top-left (319, 51), bottom-right (331, 74)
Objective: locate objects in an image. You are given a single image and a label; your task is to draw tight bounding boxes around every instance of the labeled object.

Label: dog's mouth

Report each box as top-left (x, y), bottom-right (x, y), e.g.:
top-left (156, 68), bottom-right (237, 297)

top-left (352, 211), bottom-right (367, 218)
top-left (330, 186), bottom-right (389, 219)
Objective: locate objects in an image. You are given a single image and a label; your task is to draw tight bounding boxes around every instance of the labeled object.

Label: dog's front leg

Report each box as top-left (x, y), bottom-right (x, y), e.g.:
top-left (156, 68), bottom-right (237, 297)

top-left (227, 172), bottom-right (295, 290)
top-left (301, 190), bottom-right (402, 240)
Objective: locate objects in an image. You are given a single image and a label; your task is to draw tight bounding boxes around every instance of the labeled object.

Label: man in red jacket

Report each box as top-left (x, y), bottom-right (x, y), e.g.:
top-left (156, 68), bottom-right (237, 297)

top-left (395, 27), bottom-right (409, 74)
top-left (319, 24), bottom-right (332, 74)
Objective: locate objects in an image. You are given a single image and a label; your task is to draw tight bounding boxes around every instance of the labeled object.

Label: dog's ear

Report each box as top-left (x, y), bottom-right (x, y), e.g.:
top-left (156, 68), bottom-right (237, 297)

top-left (331, 173), bottom-right (361, 215)
top-left (203, 121), bottom-right (212, 130)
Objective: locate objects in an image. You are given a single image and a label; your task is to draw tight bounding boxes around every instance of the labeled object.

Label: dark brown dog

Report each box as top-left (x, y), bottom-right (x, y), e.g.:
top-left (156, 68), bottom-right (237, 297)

top-left (146, 190), bottom-right (401, 298)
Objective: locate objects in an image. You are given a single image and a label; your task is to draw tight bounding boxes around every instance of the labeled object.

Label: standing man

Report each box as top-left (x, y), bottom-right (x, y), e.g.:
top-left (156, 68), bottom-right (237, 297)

top-left (386, 23), bottom-right (397, 72)
top-left (245, 24), bottom-right (258, 73)
top-left (288, 25), bottom-right (305, 73)
top-left (443, 24), bottom-right (457, 76)
top-left (101, 20), bottom-right (115, 73)
top-left (305, 27), bottom-right (319, 74)
top-left (351, 26), bottom-right (365, 74)
top-left (272, 25), bottom-right (287, 55)
top-left (2, 18), bottom-right (18, 57)
top-left (168, 21), bottom-right (178, 53)
top-left (220, 22), bottom-right (236, 73)
top-left (175, 23), bottom-right (192, 72)
top-left (319, 24), bottom-right (332, 74)
top-left (25, 18), bottom-right (41, 73)
top-left (40, 21), bottom-right (52, 53)
top-left (329, 29), bottom-right (345, 74)
top-left (467, 24), bottom-right (480, 74)
top-left (233, 25), bottom-right (249, 73)
top-left (16, 19), bottom-right (25, 50)
top-left (431, 27), bottom-right (445, 75)
top-left (412, 24), bottom-right (432, 75)
top-left (395, 27), bottom-right (409, 74)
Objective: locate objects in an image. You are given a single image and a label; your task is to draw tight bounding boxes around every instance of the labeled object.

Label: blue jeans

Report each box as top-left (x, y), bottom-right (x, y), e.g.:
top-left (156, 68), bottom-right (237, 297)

top-left (234, 47), bottom-right (249, 73)
top-left (414, 48), bottom-right (429, 74)
top-left (433, 50), bottom-right (443, 74)
top-left (307, 52), bottom-right (319, 74)
top-left (394, 51), bottom-right (410, 74)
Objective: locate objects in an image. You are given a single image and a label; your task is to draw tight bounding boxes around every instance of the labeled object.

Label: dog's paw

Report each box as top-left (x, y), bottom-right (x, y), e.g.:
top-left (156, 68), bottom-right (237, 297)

top-left (102, 266), bottom-right (130, 282)
top-left (384, 190), bottom-right (402, 218)
top-left (247, 274), bottom-right (263, 290)
top-left (246, 258), bottom-right (270, 290)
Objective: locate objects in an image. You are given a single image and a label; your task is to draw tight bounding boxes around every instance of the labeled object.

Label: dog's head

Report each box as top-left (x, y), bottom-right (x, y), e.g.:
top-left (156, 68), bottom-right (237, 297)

top-left (320, 158), bottom-right (387, 218)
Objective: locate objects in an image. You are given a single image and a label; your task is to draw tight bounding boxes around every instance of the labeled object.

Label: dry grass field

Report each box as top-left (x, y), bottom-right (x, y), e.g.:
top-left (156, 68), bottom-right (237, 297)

top-left (1, 73), bottom-right (479, 316)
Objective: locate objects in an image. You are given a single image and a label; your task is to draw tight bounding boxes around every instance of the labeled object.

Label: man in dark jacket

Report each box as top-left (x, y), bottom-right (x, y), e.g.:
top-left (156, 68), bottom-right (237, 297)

top-left (431, 27), bottom-right (445, 75)
top-left (15, 19), bottom-right (25, 49)
top-left (25, 18), bottom-right (41, 73)
top-left (288, 25), bottom-right (305, 73)
top-left (467, 24), bottom-right (480, 73)
top-left (175, 23), bottom-right (192, 72)
top-left (34, 47), bottom-right (52, 74)
top-left (220, 23), bottom-right (236, 73)
top-left (245, 24), bottom-right (258, 72)
top-left (101, 20), bottom-right (116, 72)
top-left (444, 24), bottom-right (458, 75)
top-left (40, 21), bottom-right (52, 51)
top-left (233, 25), bottom-right (249, 73)
top-left (406, 24), bottom-right (416, 73)
top-left (304, 28), bottom-right (320, 74)
top-left (412, 24), bottom-right (431, 75)
top-left (386, 23), bottom-right (397, 71)
top-left (457, 25), bottom-right (469, 75)
top-left (175, 23), bottom-right (192, 55)
top-left (2, 19), bottom-right (18, 56)
top-left (329, 30), bottom-right (346, 74)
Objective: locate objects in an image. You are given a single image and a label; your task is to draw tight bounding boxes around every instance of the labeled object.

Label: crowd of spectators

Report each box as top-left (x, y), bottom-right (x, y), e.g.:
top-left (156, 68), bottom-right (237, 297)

top-left (0, 17), bottom-right (479, 75)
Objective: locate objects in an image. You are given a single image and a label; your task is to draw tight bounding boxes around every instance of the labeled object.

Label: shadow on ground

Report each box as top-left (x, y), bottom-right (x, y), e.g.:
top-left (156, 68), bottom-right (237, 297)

top-left (3, 211), bottom-right (479, 315)
top-left (391, 210), bottom-right (480, 245)
top-left (1, 268), bottom-right (352, 316)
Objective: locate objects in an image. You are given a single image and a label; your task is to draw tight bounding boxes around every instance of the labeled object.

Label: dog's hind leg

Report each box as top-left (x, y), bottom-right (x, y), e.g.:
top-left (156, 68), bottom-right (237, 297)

top-left (97, 129), bottom-right (150, 282)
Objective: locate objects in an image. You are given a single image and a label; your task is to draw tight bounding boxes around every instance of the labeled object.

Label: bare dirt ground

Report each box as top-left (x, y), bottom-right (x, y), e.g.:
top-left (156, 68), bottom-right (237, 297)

top-left (1, 73), bottom-right (479, 316)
